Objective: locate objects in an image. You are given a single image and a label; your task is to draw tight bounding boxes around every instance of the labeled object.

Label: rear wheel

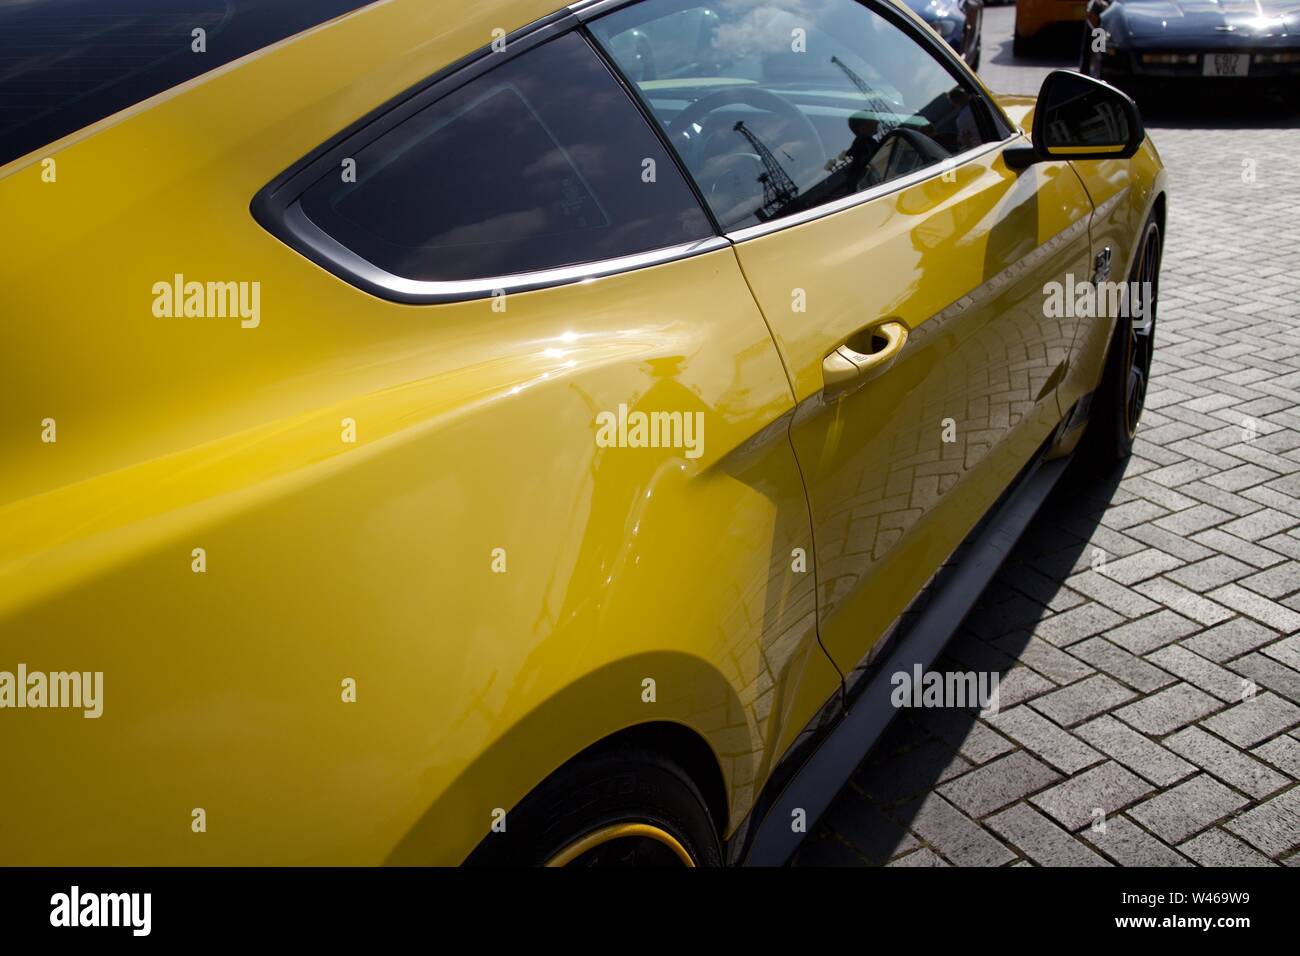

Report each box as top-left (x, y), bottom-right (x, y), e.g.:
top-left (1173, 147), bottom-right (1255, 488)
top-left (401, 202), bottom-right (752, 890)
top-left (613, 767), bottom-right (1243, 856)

top-left (465, 747), bottom-right (723, 867)
top-left (1087, 214), bottom-right (1162, 460)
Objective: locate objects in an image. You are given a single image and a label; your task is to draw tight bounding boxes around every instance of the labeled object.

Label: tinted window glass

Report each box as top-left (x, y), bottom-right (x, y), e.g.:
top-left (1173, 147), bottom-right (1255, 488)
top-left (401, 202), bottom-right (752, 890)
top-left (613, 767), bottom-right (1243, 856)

top-left (298, 32), bottom-right (713, 282)
top-left (0, 0), bottom-right (378, 168)
top-left (590, 0), bottom-right (996, 231)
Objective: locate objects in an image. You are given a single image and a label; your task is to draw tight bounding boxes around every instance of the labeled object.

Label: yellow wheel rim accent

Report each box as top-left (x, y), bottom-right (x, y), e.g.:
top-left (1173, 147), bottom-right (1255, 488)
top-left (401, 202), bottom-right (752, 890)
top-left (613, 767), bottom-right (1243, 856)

top-left (544, 822), bottom-right (695, 867)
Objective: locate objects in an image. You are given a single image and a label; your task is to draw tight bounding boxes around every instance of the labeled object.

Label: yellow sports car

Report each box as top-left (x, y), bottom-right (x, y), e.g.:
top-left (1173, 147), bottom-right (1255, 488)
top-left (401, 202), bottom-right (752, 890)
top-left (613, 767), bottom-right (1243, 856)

top-left (1, 0), bottom-right (1165, 866)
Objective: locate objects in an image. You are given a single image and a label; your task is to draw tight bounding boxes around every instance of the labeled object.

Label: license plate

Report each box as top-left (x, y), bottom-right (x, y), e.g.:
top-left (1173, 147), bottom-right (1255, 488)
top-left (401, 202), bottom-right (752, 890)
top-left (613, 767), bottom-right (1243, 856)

top-left (1202, 53), bottom-right (1250, 76)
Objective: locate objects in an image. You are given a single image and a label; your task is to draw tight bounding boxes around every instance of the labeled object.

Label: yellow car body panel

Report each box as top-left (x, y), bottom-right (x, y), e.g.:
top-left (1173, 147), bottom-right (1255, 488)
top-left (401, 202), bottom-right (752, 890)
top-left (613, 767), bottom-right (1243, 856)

top-left (0, 0), bottom-right (1165, 865)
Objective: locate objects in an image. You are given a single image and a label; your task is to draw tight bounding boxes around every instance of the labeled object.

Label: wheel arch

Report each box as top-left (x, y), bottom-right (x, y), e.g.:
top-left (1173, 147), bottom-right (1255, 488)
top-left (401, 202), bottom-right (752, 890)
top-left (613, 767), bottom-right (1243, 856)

top-left (383, 651), bottom-right (744, 866)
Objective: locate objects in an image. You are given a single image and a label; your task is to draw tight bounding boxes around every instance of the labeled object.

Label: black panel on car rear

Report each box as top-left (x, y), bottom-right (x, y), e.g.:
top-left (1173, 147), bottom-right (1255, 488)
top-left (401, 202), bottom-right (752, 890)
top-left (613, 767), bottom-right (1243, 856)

top-left (0, 0), bottom-right (378, 167)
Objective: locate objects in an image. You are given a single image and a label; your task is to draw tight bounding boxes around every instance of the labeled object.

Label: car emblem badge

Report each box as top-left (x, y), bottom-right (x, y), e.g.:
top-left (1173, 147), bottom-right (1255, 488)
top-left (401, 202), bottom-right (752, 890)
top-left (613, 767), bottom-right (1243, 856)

top-left (1093, 246), bottom-right (1113, 283)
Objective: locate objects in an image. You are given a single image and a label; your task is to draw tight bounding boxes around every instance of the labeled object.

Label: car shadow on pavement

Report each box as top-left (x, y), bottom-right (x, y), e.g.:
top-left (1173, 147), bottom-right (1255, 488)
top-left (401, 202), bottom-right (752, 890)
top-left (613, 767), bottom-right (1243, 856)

top-left (794, 448), bottom-right (1131, 866)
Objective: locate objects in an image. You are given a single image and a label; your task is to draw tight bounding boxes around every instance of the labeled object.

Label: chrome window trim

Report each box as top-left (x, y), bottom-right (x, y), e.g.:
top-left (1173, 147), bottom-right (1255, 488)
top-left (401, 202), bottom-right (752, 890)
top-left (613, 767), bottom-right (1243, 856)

top-left (282, 203), bottom-right (731, 303)
top-left (725, 134), bottom-right (1019, 244)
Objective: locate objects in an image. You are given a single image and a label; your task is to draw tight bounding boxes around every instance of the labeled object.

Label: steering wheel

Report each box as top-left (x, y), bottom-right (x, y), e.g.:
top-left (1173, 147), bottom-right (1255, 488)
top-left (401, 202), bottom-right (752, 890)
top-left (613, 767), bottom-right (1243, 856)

top-left (666, 86), bottom-right (826, 180)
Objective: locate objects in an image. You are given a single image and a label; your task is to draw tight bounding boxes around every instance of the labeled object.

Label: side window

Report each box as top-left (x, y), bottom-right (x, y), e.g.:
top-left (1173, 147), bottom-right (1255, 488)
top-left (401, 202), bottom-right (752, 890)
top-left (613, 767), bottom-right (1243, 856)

top-left (589, 0), bottom-right (999, 231)
top-left (298, 31), bottom-right (713, 283)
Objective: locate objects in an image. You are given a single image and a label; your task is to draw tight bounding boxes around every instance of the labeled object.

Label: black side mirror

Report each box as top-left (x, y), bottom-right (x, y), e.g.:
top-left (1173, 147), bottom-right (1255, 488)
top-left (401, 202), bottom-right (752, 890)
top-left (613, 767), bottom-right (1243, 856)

top-left (1004, 70), bottom-right (1144, 170)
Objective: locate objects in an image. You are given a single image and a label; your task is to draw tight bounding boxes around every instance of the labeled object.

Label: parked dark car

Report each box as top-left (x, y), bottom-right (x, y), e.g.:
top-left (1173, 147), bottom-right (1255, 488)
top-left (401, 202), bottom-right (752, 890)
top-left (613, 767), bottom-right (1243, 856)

top-left (904, 0), bottom-right (984, 67)
top-left (1081, 0), bottom-right (1300, 102)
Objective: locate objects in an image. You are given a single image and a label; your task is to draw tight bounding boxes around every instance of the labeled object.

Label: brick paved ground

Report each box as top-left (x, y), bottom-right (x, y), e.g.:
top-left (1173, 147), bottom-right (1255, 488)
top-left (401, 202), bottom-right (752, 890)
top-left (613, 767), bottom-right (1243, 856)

top-left (795, 8), bottom-right (1300, 866)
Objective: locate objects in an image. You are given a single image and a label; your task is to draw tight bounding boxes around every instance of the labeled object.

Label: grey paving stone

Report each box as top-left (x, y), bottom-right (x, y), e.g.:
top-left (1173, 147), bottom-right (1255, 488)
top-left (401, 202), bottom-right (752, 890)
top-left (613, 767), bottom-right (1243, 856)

top-left (988, 665), bottom-right (1057, 709)
top-left (1240, 562), bottom-right (1300, 600)
top-left (987, 706), bottom-right (1104, 774)
top-left (1030, 761), bottom-right (1155, 831)
top-left (1178, 828), bottom-right (1278, 867)
top-left (1096, 548), bottom-right (1185, 586)
top-left (1191, 528), bottom-right (1289, 569)
top-left (1147, 645), bottom-right (1248, 703)
top-left (915, 708), bottom-right (1017, 764)
top-left (1181, 617), bottom-right (1282, 662)
top-left (1208, 583), bottom-right (1300, 633)
top-left (1226, 653), bottom-right (1300, 704)
top-left (1154, 504), bottom-right (1234, 536)
top-left (1204, 463), bottom-right (1281, 492)
top-left (985, 803), bottom-right (1111, 867)
top-left (1260, 532), bottom-right (1300, 562)
top-left (1065, 571), bottom-right (1161, 618)
top-left (1069, 637), bottom-right (1176, 693)
top-left (1220, 509), bottom-right (1300, 541)
top-left (853, 739), bottom-right (972, 805)
top-left (1030, 675), bottom-right (1138, 728)
top-left (1103, 609), bottom-right (1201, 655)
top-left (1084, 815), bottom-right (1193, 867)
top-left (1075, 715), bottom-right (1196, 787)
top-left (822, 789), bottom-right (922, 864)
top-left (1134, 578), bottom-right (1235, 626)
top-left (900, 792), bottom-right (1016, 867)
top-left (886, 847), bottom-right (949, 867)
top-left (1128, 775), bottom-right (1251, 844)
top-left (1201, 693), bottom-right (1300, 748)
top-left (1037, 603), bottom-right (1126, 648)
top-left (1260, 635), bottom-right (1300, 671)
top-left (1252, 735), bottom-right (1300, 778)
top-left (1114, 683), bottom-right (1223, 736)
top-left (992, 634), bottom-right (1094, 685)
top-left (1103, 499), bottom-right (1170, 531)
top-left (1166, 554), bottom-right (1255, 591)
top-left (1224, 788), bottom-right (1300, 856)
top-left (936, 750), bottom-right (1061, 818)
top-left (1126, 523), bottom-right (1215, 563)
top-left (1163, 726), bottom-right (1289, 799)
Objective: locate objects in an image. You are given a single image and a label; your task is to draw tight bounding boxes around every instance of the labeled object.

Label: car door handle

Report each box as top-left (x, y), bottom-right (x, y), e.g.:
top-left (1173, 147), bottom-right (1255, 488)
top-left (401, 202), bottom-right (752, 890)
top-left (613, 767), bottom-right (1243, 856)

top-left (822, 321), bottom-right (909, 395)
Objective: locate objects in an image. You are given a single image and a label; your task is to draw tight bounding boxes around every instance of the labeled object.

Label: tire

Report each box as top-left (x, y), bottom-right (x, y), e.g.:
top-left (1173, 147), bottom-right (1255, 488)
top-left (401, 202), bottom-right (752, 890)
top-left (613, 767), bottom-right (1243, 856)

top-left (1086, 213), bottom-right (1162, 461)
top-left (464, 746), bottom-right (724, 867)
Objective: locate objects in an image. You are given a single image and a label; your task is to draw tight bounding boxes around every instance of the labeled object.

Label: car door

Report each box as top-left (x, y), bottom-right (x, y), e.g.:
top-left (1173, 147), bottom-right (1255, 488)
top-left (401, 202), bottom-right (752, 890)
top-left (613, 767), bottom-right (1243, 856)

top-left (590, 0), bottom-right (1095, 677)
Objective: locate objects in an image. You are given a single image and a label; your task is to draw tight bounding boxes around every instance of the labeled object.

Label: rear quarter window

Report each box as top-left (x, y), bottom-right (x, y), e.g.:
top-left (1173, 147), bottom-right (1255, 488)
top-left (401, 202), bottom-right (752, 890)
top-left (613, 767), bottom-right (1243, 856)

top-left (296, 30), bottom-right (714, 284)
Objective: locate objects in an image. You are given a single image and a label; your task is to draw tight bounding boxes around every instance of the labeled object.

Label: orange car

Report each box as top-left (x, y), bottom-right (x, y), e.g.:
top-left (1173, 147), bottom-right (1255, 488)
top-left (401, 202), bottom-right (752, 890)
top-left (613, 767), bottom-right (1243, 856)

top-left (1014, 0), bottom-right (1089, 54)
